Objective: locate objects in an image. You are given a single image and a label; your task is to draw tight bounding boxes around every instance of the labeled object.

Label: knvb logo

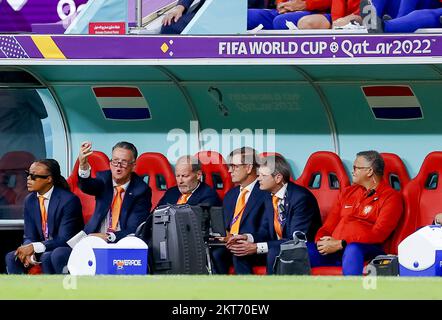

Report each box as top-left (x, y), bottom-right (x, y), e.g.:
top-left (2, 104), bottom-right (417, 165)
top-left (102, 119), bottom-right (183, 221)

top-left (112, 259), bottom-right (142, 270)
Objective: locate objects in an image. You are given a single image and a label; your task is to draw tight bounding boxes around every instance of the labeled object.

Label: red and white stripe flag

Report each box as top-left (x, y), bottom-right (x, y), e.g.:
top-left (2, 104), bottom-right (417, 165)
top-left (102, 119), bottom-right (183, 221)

top-left (362, 85), bottom-right (423, 120)
top-left (92, 86), bottom-right (151, 120)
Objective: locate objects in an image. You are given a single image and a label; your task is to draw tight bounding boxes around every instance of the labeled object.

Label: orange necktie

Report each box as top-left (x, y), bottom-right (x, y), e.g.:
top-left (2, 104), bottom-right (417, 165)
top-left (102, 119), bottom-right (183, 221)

top-left (177, 193), bottom-right (191, 204)
top-left (110, 186), bottom-right (124, 231)
top-left (38, 195), bottom-right (48, 240)
top-left (230, 188), bottom-right (249, 235)
top-left (272, 195), bottom-right (283, 239)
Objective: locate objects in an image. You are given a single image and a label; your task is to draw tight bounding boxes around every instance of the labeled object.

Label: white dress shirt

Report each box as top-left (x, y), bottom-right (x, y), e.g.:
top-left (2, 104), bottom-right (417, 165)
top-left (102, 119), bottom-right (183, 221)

top-left (32, 185), bottom-right (55, 253)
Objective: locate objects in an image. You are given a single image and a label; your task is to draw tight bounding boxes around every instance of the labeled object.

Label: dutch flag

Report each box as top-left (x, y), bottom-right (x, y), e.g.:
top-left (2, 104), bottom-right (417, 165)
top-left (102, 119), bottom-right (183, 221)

top-left (362, 86), bottom-right (423, 120)
top-left (92, 86), bottom-right (152, 120)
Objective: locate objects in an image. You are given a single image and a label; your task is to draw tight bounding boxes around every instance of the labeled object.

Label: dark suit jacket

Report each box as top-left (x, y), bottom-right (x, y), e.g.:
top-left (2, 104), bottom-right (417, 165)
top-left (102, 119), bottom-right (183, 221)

top-left (79, 170), bottom-right (152, 241)
top-left (179, 0), bottom-right (200, 10)
top-left (23, 187), bottom-right (84, 252)
top-left (157, 182), bottom-right (222, 207)
top-left (223, 182), bottom-right (271, 237)
top-left (256, 181), bottom-right (322, 250)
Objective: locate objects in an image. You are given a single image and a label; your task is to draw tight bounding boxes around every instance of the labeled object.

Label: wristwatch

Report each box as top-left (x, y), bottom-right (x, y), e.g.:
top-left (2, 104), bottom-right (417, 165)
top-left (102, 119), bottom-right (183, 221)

top-left (106, 232), bottom-right (116, 243)
top-left (341, 240), bottom-right (347, 250)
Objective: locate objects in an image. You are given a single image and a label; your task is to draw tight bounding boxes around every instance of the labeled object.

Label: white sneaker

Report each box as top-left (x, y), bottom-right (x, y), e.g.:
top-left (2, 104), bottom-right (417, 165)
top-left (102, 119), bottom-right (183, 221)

top-left (334, 21), bottom-right (366, 30)
top-left (249, 23), bottom-right (264, 33)
top-left (285, 20), bottom-right (299, 30)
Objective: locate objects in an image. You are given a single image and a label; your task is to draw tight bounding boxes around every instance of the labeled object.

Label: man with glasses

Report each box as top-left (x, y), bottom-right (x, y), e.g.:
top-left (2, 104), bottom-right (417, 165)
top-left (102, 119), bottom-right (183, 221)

top-left (307, 150), bottom-right (403, 275)
top-left (50, 141), bottom-right (152, 274)
top-left (226, 155), bottom-right (322, 274)
top-left (211, 147), bottom-right (271, 274)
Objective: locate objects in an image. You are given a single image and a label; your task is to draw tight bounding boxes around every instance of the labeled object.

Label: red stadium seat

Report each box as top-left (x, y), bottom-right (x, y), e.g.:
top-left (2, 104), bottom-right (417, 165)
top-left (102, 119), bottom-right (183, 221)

top-left (0, 151), bottom-right (35, 170)
top-left (296, 151), bottom-right (350, 222)
top-left (195, 151), bottom-right (233, 200)
top-left (135, 152), bottom-right (176, 209)
top-left (382, 192), bottom-right (414, 255)
top-left (228, 265), bottom-right (267, 275)
top-left (311, 266), bottom-right (343, 276)
top-left (67, 151), bottom-right (110, 224)
top-left (403, 151), bottom-right (442, 230)
top-left (259, 152), bottom-right (296, 182)
top-left (381, 152), bottom-right (410, 191)
top-left (27, 265), bottom-right (43, 275)
top-left (0, 151), bottom-right (36, 205)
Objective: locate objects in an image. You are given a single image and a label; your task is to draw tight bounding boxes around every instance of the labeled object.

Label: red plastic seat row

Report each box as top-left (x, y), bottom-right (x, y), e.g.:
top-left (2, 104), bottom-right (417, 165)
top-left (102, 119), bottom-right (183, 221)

top-left (131, 151), bottom-right (409, 275)
top-left (62, 149), bottom-right (435, 276)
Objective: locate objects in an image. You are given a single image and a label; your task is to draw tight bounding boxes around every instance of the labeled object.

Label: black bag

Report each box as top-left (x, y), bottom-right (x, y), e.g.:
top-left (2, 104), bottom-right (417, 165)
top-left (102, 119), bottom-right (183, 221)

top-left (149, 204), bottom-right (208, 275)
top-left (273, 232), bottom-right (311, 275)
top-left (367, 255), bottom-right (399, 276)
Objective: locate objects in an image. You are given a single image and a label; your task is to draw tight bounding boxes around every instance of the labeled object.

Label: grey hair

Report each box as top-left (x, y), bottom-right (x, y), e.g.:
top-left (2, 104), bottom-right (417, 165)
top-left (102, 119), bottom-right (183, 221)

top-left (176, 155), bottom-right (202, 172)
top-left (356, 150), bottom-right (384, 176)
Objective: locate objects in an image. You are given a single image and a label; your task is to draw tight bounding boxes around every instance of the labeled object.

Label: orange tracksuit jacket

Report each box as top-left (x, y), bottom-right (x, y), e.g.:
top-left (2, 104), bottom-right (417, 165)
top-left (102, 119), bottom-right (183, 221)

top-left (315, 180), bottom-right (403, 244)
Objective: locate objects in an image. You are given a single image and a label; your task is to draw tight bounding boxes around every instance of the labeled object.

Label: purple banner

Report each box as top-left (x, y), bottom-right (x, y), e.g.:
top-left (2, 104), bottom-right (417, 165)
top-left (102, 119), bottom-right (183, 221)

top-left (0, 0), bottom-right (88, 33)
top-left (128, 0), bottom-right (175, 24)
top-left (1, 34), bottom-right (442, 60)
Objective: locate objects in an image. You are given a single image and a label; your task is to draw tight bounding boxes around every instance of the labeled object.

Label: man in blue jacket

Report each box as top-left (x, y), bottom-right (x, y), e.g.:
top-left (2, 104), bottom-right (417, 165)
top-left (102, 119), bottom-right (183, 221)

top-left (227, 155), bottom-right (322, 274)
top-left (5, 159), bottom-right (83, 274)
top-left (157, 155), bottom-right (221, 207)
top-left (50, 141), bottom-right (152, 274)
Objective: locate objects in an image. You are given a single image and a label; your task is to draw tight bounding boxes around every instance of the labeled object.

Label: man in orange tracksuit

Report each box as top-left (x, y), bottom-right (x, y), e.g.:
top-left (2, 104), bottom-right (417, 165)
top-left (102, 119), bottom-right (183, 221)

top-left (297, 0), bottom-right (362, 29)
top-left (307, 150), bottom-right (403, 275)
top-left (248, 0), bottom-right (332, 30)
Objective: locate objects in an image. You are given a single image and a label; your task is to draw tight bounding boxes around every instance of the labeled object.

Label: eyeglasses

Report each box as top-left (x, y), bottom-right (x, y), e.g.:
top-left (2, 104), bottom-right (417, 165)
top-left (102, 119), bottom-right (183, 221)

top-left (25, 170), bottom-right (50, 180)
top-left (353, 165), bottom-right (371, 171)
top-left (110, 159), bottom-right (135, 168)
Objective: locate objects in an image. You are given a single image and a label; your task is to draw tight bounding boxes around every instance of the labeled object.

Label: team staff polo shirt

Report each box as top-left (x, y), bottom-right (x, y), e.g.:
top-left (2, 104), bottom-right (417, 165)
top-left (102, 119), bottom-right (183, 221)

top-left (315, 180), bottom-right (403, 244)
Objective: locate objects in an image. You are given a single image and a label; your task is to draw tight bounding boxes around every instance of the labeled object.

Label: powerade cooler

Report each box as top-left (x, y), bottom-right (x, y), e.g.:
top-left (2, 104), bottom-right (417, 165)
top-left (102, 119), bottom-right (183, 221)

top-left (398, 225), bottom-right (442, 276)
top-left (68, 236), bottom-right (148, 275)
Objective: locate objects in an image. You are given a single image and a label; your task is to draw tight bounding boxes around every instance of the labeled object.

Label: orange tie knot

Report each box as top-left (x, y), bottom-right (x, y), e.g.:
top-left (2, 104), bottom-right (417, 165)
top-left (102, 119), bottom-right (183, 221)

top-left (177, 193), bottom-right (191, 204)
top-left (115, 186), bottom-right (124, 194)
